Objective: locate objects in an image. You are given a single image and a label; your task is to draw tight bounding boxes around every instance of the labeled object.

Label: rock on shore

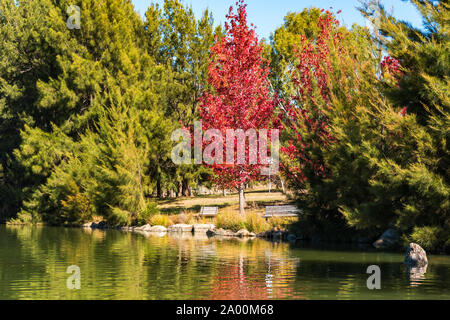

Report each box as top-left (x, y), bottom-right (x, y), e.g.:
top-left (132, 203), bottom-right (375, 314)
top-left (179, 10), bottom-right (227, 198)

top-left (149, 225), bottom-right (168, 233)
top-left (206, 228), bottom-right (256, 238)
top-left (235, 229), bottom-right (256, 237)
top-left (207, 228), bottom-right (234, 237)
top-left (256, 229), bottom-right (296, 241)
top-left (167, 224), bottom-right (194, 233)
top-left (82, 221), bottom-right (108, 229)
top-left (372, 229), bottom-right (399, 249)
top-left (82, 221), bottom-right (298, 241)
top-left (193, 224), bottom-right (216, 233)
top-left (136, 225), bottom-right (167, 233)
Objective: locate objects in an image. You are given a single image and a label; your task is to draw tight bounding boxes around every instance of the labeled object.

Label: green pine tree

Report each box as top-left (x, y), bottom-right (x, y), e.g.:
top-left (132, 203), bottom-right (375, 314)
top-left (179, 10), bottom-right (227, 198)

top-left (144, 0), bottom-right (221, 197)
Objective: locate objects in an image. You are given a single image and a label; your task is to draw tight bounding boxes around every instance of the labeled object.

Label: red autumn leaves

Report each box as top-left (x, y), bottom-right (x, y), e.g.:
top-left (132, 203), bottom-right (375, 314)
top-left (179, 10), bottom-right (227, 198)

top-left (280, 10), bottom-right (341, 183)
top-left (199, 2), bottom-right (405, 187)
top-left (199, 0), bottom-right (276, 189)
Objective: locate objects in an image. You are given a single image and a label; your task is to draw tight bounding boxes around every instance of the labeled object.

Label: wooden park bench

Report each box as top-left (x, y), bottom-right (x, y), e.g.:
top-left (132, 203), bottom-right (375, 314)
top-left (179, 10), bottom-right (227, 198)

top-left (263, 205), bottom-right (301, 219)
top-left (199, 206), bottom-right (219, 218)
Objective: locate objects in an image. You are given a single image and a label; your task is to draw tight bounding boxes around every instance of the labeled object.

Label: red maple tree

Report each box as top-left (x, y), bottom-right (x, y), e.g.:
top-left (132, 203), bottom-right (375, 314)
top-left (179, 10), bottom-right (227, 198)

top-left (199, 0), bottom-right (276, 215)
top-left (280, 11), bottom-right (408, 186)
top-left (280, 11), bottom-right (342, 184)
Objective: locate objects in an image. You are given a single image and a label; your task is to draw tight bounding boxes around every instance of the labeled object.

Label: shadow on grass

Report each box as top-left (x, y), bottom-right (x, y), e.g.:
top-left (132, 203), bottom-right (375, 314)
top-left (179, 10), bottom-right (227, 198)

top-left (156, 193), bottom-right (233, 206)
top-left (244, 189), bottom-right (284, 194)
top-left (247, 200), bottom-right (297, 209)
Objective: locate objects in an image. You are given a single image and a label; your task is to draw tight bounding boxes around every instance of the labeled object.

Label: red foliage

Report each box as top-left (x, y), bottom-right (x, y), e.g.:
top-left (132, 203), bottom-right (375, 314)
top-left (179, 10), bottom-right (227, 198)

top-left (199, 0), bottom-right (276, 189)
top-left (280, 11), bottom-right (342, 183)
top-left (381, 56), bottom-right (403, 76)
top-left (381, 56), bottom-right (406, 113)
top-left (400, 106), bottom-right (408, 116)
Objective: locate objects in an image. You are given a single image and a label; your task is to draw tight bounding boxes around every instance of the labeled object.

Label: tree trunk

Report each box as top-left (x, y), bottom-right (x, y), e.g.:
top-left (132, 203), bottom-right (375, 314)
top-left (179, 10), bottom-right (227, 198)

top-left (280, 178), bottom-right (286, 194)
top-left (177, 181), bottom-right (183, 197)
top-left (238, 184), bottom-right (246, 215)
top-left (156, 177), bottom-right (162, 198)
top-left (182, 178), bottom-right (192, 197)
top-left (223, 188), bottom-right (227, 197)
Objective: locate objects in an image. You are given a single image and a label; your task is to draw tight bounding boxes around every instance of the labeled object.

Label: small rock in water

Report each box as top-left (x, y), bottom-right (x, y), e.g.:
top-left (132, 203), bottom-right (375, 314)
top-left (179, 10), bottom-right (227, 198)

top-left (287, 234), bottom-right (297, 242)
top-left (404, 243), bottom-right (428, 268)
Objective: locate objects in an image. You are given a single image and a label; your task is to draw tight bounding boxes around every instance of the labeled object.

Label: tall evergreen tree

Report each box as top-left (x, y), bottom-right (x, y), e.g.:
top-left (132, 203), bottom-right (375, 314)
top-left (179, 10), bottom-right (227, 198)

top-left (0, 0), bottom-right (79, 220)
top-left (3, 0), bottom-right (173, 224)
top-left (357, 0), bottom-right (450, 250)
top-left (280, 5), bottom-right (449, 251)
top-left (144, 0), bottom-right (221, 197)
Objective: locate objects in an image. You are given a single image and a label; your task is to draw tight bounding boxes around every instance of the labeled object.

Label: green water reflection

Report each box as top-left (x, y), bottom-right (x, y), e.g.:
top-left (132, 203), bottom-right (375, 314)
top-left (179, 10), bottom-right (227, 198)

top-left (0, 225), bottom-right (449, 300)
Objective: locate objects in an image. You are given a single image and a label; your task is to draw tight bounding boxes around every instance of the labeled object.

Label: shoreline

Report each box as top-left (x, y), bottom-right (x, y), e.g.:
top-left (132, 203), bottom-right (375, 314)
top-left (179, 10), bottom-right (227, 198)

top-left (4, 222), bottom-right (448, 256)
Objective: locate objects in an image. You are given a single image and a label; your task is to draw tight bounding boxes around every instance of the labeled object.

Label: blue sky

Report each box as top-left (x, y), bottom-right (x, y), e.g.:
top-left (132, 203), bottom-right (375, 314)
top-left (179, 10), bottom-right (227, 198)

top-left (131, 0), bottom-right (424, 40)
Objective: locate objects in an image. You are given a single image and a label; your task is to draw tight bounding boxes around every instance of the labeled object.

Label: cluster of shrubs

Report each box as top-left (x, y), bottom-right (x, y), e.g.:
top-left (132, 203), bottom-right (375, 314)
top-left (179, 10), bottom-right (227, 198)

top-left (148, 213), bottom-right (198, 227)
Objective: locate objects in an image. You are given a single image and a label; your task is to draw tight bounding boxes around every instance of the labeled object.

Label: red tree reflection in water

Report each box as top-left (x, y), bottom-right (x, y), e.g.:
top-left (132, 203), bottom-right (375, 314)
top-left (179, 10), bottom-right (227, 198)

top-left (206, 251), bottom-right (303, 300)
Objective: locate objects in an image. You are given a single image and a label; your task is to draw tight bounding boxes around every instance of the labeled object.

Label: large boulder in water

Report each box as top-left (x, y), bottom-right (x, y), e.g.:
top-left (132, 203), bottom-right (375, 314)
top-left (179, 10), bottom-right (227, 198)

top-left (404, 243), bottom-right (428, 268)
top-left (372, 229), bottom-right (399, 249)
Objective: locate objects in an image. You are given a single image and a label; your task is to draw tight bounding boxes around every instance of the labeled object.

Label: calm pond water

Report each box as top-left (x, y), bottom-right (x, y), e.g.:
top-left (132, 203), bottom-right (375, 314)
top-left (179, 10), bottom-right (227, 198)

top-left (0, 225), bottom-right (449, 300)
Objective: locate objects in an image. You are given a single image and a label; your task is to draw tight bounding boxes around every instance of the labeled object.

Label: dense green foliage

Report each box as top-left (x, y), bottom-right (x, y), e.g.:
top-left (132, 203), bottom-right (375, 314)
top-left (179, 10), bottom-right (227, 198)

top-left (0, 0), bottom-right (219, 226)
top-left (269, 8), bottom-right (340, 99)
top-left (372, 0), bottom-right (449, 251)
